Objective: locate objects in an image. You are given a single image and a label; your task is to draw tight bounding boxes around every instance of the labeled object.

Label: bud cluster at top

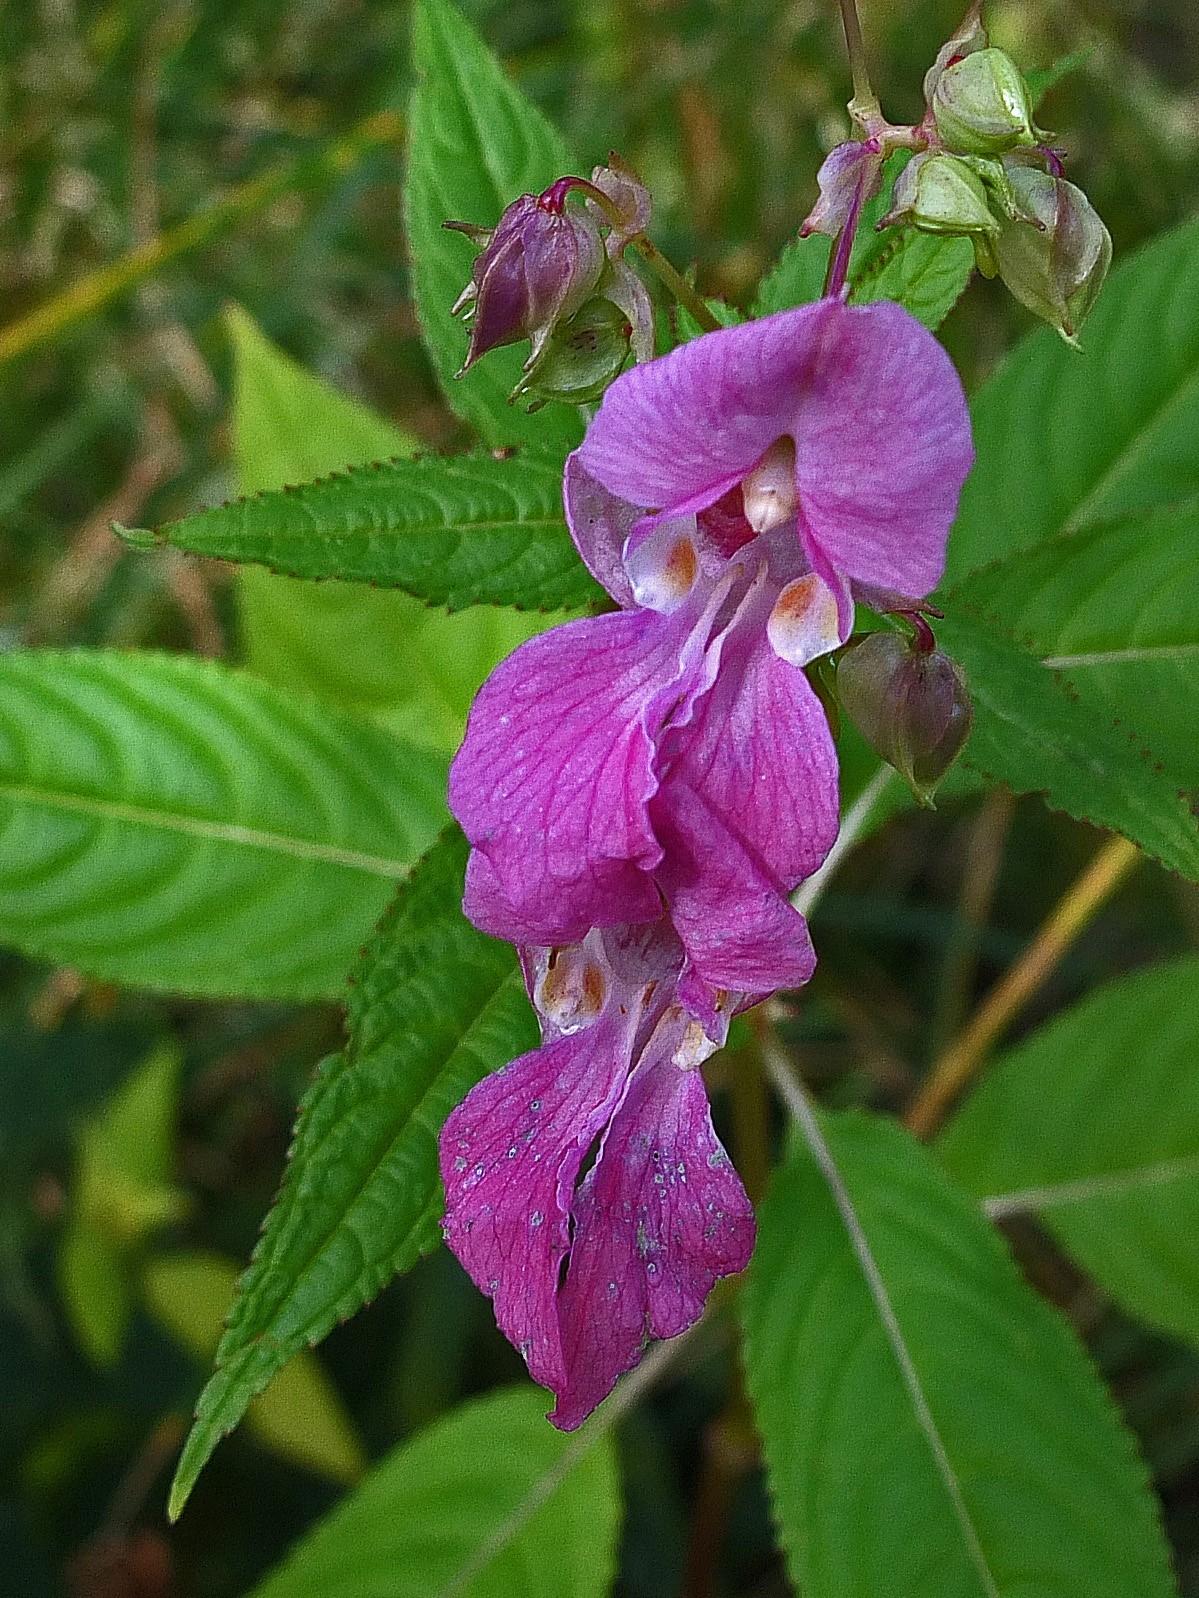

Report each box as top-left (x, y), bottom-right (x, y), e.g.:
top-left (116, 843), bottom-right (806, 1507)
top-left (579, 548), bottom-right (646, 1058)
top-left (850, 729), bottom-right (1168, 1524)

top-left (445, 156), bottom-right (655, 406)
top-left (802, 1), bottom-right (1111, 342)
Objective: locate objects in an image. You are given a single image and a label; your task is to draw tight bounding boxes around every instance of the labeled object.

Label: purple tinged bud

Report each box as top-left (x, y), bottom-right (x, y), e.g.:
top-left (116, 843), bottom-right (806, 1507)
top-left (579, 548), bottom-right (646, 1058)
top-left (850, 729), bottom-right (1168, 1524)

top-left (836, 630), bottom-right (973, 807)
top-left (922, 2), bottom-right (989, 107)
top-left (995, 166), bottom-right (1111, 342)
top-left (799, 141), bottom-right (885, 240)
top-left (932, 48), bottom-right (1036, 156)
top-left (587, 153), bottom-right (653, 252)
top-left (446, 187), bottom-right (606, 376)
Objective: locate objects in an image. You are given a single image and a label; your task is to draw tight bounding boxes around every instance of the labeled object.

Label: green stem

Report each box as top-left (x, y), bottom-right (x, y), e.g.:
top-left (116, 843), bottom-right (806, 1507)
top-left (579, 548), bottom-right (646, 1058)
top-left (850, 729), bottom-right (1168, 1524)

top-left (631, 235), bottom-right (722, 333)
top-left (838, 0), bottom-right (882, 126)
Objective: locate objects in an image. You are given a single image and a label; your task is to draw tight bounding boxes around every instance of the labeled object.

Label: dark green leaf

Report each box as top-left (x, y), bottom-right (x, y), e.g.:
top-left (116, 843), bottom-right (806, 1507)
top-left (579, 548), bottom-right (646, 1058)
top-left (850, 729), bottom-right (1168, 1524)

top-left (949, 217), bottom-right (1199, 583)
top-left (753, 154), bottom-right (974, 330)
top-left (938, 954), bottom-right (1199, 1351)
top-left (248, 1385), bottom-right (621, 1598)
top-left (0, 650), bottom-right (447, 999)
top-left (742, 1110), bottom-right (1175, 1598)
top-left (936, 602), bottom-right (1199, 881)
top-left (406, 0), bottom-right (582, 450)
top-left (952, 501), bottom-right (1199, 795)
top-left (227, 307), bottom-right (556, 752)
top-left (850, 230), bottom-right (975, 330)
top-left (1025, 51), bottom-right (1092, 109)
top-left (141, 446), bottom-right (604, 613)
top-left (168, 829), bottom-right (538, 1519)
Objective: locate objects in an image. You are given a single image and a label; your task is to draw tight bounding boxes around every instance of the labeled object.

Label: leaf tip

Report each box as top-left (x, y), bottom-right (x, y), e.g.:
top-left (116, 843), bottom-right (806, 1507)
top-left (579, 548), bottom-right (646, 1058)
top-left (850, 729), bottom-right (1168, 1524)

top-left (112, 521), bottom-right (160, 550)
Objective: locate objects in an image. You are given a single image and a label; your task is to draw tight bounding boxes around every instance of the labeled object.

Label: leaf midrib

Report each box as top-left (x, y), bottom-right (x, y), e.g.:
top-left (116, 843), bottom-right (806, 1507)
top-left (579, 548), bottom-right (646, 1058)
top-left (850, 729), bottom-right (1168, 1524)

top-left (1043, 643), bottom-right (1199, 668)
top-left (0, 781), bottom-right (411, 878)
top-left (1059, 356), bottom-right (1199, 536)
top-left (983, 1152), bottom-right (1199, 1218)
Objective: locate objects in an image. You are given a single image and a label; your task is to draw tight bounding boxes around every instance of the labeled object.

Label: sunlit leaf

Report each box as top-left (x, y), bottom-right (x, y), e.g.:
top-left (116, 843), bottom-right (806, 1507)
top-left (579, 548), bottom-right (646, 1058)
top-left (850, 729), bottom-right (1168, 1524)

top-left (949, 217), bottom-right (1199, 582)
top-left (0, 650), bottom-right (447, 999)
top-left (139, 447), bottom-right (602, 614)
top-left (938, 954), bottom-right (1199, 1351)
top-left (743, 1110), bottom-right (1175, 1598)
top-left (228, 307), bottom-right (553, 752)
top-left (937, 602), bottom-right (1199, 881)
top-left (143, 1251), bottom-right (365, 1485)
top-left (168, 828), bottom-right (537, 1519)
top-left (952, 500), bottom-right (1199, 795)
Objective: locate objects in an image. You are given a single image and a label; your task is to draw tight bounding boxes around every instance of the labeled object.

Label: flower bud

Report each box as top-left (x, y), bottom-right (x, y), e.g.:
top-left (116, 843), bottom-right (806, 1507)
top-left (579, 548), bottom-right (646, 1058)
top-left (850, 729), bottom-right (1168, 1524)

top-left (799, 140), bottom-right (885, 240)
top-left (836, 630), bottom-right (974, 807)
top-left (995, 166), bottom-right (1111, 342)
top-left (881, 153), bottom-right (1000, 244)
top-left (922, 2), bottom-right (989, 107)
top-left (933, 47), bottom-right (1036, 155)
top-left (446, 186), bottom-right (605, 376)
top-left (515, 296), bottom-right (635, 407)
top-left (586, 153), bottom-right (653, 251)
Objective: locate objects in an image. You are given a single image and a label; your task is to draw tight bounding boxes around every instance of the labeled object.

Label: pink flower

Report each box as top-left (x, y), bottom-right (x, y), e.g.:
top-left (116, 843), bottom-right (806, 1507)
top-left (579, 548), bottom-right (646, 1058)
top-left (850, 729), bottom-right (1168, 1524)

top-left (440, 921), bottom-right (755, 1429)
top-left (440, 297), bottom-right (973, 1424)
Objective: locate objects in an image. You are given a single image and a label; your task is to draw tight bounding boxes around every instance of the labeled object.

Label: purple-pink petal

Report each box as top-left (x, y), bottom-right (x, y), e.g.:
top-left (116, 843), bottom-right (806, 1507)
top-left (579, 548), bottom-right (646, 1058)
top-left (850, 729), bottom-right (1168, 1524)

top-left (448, 606), bottom-right (704, 944)
top-left (576, 298), bottom-right (972, 601)
top-left (551, 1046), bottom-right (755, 1430)
top-left (650, 780), bottom-right (817, 994)
top-left (439, 1015), bottom-right (635, 1395)
top-left (662, 624), bottom-right (840, 893)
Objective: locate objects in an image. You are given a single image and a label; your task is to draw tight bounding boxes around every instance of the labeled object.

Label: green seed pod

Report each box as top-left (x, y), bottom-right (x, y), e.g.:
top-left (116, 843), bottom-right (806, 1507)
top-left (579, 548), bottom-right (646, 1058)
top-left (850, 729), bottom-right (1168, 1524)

top-left (836, 631), bottom-right (974, 808)
top-left (882, 153), bottom-right (1000, 241)
top-left (933, 47), bottom-right (1036, 156)
top-left (515, 296), bottom-right (634, 407)
top-left (995, 167), bottom-right (1112, 342)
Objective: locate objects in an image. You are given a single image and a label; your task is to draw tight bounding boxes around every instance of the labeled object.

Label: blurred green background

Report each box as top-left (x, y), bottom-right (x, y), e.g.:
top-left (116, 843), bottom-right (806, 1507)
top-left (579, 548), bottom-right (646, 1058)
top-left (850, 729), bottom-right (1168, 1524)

top-left (2, 1), bottom-right (1199, 1594)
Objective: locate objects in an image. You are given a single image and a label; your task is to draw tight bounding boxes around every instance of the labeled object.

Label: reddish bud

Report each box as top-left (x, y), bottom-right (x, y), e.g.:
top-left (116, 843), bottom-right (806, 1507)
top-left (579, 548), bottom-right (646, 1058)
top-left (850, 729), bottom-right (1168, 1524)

top-left (836, 630), bottom-right (974, 807)
top-left (447, 186), bottom-right (605, 376)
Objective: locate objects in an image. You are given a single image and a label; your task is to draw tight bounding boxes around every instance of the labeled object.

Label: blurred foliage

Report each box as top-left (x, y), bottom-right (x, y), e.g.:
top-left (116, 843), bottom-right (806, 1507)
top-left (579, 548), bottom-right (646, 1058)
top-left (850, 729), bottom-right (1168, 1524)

top-left (1, 0), bottom-right (1198, 1594)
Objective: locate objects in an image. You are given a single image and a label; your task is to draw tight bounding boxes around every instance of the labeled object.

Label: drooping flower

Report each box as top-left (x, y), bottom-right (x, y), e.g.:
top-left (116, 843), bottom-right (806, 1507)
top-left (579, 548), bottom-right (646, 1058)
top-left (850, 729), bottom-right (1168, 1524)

top-left (440, 921), bottom-right (755, 1429)
top-left (441, 295), bottom-right (973, 1423)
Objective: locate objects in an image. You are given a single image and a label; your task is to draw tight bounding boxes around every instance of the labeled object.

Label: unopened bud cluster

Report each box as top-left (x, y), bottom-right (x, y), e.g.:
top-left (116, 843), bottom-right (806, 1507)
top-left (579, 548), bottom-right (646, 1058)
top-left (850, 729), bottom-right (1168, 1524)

top-left (445, 156), bottom-right (654, 406)
top-left (803, 2), bottom-right (1110, 342)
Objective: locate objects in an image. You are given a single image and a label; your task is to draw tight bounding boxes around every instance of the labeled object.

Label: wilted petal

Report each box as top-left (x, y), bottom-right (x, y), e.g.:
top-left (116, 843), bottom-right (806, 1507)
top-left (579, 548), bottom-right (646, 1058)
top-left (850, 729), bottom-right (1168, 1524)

top-left (450, 606), bottom-right (715, 943)
top-left (551, 1035), bottom-right (755, 1430)
top-left (650, 780), bottom-right (817, 993)
top-left (440, 1015), bottom-right (634, 1395)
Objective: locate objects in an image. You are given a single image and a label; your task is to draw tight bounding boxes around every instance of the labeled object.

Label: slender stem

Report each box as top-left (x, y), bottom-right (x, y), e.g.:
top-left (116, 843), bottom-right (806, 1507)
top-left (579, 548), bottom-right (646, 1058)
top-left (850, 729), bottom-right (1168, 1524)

top-left (929, 786), bottom-right (1015, 1058)
top-left (838, 0), bottom-right (882, 124)
top-left (904, 834), bottom-right (1140, 1139)
top-left (632, 234), bottom-right (722, 333)
top-left (792, 764), bottom-right (895, 919)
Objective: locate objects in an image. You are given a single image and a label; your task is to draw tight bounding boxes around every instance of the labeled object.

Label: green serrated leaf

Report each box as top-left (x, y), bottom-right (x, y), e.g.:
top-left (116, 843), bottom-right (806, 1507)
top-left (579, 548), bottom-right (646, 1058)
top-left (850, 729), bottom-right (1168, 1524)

top-left (228, 307), bottom-right (554, 752)
top-left (937, 954), bottom-right (1199, 1351)
top-left (0, 650), bottom-right (448, 999)
top-left (168, 828), bottom-right (538, 1520)
top-left (406, 0), bottom-right (582, 451)
top-left (742, 1109), bottom-right (1175, 1598)
top-left (953, 501), bottom-right (1199, 796)
top-left (143, 1251), bottom-right (366, 1486)
top-left (948, 216), bottom-right (1199, 583)
top-left (850, 230), bottom-right (975, 330)
top-left (753, 153), bottom-right (973, 331)
top-left (936, 602), bottom-right (1199, 881)
top-left (247, 1385), bottom-right (621, 1598)
top-left (151, 447), bottom-right (603, 613)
